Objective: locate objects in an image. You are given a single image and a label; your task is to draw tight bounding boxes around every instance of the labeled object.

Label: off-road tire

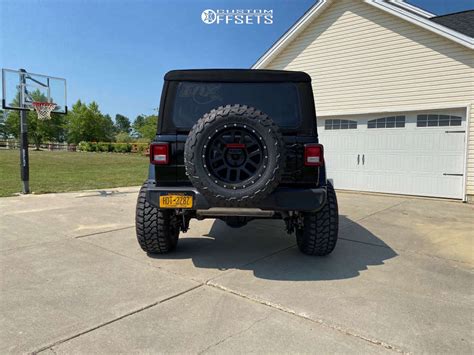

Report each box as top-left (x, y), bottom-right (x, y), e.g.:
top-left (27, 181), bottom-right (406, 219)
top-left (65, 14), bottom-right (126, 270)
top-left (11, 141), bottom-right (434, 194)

top-left (184, 104), bottom-right (285, 207)
top-left (135, 183), bottom-right (179, 254)
top-left (296, 182), bottom-right (339, 256)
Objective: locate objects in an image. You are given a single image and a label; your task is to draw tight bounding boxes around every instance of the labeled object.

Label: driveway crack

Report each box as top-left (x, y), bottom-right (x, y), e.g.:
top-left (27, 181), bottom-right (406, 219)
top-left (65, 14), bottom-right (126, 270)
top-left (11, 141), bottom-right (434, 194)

top-left (74, 225), bottom-right (134, 239)
top-left (33, 284), bottom-right (204, 354)
top-left (205, 282), bottom-right (408, 354)
top-left (198, 313), bottom-right (272, 354)
top-left (349, 200), bottom-right (407, 225)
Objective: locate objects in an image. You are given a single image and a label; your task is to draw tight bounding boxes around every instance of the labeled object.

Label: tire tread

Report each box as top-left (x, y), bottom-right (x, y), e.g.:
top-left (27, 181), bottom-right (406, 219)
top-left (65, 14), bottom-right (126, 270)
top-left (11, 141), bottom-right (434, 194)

top-left (296, 182), bottom-right (339, 256)
top-left (135, 183), bottom-right (179, 254)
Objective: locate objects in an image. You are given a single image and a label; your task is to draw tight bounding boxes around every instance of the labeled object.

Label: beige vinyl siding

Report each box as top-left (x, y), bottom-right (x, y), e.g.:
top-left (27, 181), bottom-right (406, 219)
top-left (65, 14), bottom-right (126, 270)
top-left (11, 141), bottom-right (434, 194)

top-left (263, 0), bottom-right (474, 196)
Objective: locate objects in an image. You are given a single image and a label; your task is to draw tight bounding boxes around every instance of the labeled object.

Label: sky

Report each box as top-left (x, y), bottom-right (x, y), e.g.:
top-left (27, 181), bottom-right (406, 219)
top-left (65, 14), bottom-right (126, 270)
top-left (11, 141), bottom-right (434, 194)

top-left (1, 0), bottom-right (473, 121)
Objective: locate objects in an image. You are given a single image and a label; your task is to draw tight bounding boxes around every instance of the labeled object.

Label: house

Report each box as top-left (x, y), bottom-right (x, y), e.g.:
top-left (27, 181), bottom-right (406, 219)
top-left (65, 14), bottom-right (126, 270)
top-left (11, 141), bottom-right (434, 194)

top-left (253, 0), bottom-right (474, 201)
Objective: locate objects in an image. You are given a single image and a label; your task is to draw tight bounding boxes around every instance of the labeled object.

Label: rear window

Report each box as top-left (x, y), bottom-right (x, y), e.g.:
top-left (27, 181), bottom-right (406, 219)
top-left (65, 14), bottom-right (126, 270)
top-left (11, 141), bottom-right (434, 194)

top-left (171, 82), bottom-right (301, 129)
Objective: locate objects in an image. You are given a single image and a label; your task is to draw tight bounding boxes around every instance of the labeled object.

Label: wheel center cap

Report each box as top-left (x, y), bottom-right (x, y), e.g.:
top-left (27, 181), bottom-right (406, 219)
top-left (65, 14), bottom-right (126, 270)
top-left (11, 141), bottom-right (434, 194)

top-left (204, 126), bottom-right (267, 186)
top-left (225, 147), bottom-right (246, 167)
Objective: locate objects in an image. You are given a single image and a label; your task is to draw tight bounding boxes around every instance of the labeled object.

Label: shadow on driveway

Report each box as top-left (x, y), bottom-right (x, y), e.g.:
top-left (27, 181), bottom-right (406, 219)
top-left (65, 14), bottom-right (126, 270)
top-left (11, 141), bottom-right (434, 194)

top-left (148, 216), bottom-right (398, 281)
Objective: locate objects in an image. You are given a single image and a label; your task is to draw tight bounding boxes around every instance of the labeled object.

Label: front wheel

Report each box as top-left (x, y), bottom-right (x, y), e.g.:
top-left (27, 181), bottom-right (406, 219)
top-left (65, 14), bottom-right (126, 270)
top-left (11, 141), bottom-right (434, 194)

top-left (135, 183), bottom-right (180, 254)
top-left (296, 182), bottom-right (339, 256)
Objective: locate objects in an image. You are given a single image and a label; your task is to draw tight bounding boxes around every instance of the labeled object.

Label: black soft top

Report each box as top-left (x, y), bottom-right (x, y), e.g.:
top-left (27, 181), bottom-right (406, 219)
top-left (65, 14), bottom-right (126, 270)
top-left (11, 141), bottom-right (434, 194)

top-left (164, 69), bottom-right (311, 83)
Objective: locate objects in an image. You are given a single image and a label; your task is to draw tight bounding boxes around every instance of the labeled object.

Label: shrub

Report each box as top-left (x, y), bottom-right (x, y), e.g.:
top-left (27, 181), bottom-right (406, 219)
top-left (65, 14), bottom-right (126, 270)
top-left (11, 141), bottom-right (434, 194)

top-left (77, 141), bottom-right (90, 152)
top-left (77, 141), bottom-right (139, 153)
top-left (114, 143), bottom-right (132, 153)
top-left (77, 141), bottom-right (98, 152)
top-left (137, 143), bottom-right (148, 154)
top-left (115, 132), bottom-right (133, 143)
top-left (97, 142), bottom-right (112, 152)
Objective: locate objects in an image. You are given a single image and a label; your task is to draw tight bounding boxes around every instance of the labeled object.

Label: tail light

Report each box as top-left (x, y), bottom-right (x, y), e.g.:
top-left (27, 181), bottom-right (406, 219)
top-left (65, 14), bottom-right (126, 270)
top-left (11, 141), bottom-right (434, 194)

top-left (150, 143), bottom-right (169, 164)
top-left (304, 144), bottom-right (324, 166)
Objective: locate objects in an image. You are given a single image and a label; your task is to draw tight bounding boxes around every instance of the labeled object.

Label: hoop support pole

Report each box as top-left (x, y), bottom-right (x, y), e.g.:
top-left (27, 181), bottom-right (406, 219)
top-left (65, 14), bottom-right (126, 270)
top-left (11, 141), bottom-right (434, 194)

top-left (19, 69), bottom-right (30, 194)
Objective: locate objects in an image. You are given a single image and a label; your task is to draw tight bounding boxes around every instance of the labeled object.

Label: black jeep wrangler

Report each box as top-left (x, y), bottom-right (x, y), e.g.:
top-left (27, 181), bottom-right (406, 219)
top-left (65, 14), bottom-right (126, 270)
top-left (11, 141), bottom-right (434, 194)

top-left (135, 69), bottom-right (338, 256)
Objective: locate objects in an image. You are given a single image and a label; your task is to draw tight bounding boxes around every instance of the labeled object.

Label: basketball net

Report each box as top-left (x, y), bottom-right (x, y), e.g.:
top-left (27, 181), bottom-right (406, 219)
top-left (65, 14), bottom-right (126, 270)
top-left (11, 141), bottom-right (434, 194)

top-left (32, 102), bottom-right (57, 120)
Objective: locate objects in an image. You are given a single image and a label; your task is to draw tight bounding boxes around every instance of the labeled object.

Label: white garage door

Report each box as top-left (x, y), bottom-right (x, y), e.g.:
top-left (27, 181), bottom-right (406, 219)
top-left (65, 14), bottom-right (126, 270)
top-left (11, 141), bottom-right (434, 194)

top-left (318, 109), bottom-right (466, 199)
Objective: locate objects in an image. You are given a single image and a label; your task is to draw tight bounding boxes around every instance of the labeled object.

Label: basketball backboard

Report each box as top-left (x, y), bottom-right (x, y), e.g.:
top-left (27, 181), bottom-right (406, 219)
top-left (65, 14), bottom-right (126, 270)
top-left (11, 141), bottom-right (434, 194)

top-left (2, 68), bottom-right (67, 114)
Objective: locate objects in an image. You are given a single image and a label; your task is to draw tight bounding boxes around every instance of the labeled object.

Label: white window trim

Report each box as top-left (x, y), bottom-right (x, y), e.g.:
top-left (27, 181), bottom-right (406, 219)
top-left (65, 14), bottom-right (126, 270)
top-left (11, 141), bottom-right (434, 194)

top-left (463, 105), bottom-right (471, 201)
top-left (325, 119), bottom-right (358, 130)
top-left (367, 115), bottom-right (406, 129)
top-left (388, 0), bottom-right (435, 18)
top-left (415, 114), bottom-right (463, 128)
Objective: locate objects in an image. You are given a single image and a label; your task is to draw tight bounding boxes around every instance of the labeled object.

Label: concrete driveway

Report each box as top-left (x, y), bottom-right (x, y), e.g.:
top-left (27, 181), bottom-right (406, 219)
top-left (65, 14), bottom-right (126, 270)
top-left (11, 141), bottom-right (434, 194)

top-left (1, 187), bottom-right (473, 354)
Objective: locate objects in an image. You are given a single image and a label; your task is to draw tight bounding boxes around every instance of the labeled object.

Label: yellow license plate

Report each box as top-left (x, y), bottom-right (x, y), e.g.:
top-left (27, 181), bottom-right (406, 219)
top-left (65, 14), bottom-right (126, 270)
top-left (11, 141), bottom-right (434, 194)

top-left (159, 194), bottom-right (193, 208)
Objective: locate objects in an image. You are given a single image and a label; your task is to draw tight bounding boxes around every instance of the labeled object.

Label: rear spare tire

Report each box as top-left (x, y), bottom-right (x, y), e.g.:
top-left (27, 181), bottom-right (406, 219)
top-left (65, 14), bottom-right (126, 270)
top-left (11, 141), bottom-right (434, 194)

top-left (184, 104), bottom-right (285, 206)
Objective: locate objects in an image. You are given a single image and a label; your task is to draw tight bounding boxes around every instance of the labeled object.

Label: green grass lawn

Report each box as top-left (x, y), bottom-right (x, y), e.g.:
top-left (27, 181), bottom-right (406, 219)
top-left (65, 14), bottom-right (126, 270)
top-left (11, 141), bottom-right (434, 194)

top-left (0, 150), bottom-right (149, 197)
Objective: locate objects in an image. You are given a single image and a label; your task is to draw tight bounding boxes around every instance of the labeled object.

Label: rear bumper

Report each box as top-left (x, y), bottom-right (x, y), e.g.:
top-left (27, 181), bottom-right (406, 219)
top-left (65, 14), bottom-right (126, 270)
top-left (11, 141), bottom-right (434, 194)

top-left (145, 184), bottom-right (327, 212)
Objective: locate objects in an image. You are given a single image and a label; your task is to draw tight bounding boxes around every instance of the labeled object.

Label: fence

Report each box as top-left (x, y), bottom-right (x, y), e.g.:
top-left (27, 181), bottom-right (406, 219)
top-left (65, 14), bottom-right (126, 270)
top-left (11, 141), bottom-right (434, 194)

top-left (0, 140), bottom-right (76, 151)
top-left (0, 140), bottom-right (149, 154)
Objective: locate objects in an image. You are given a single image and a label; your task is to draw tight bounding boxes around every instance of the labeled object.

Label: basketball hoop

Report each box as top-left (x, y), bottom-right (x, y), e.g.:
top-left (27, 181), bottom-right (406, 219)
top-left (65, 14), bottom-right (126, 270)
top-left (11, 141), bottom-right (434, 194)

top-left (32, 102), bottom-right (57, 120)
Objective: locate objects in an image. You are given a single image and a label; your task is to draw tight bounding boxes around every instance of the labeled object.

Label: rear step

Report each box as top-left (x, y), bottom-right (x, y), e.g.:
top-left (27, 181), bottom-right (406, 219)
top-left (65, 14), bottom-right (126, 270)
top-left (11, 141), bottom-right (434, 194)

top-left (196, 208), bottom-right (275, 218)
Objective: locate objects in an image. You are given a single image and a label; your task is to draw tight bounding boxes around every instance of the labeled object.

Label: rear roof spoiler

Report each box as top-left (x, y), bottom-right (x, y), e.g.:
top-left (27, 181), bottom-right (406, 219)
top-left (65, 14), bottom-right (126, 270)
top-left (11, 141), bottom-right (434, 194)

top-left (164, 69), bottom-right (311, 83)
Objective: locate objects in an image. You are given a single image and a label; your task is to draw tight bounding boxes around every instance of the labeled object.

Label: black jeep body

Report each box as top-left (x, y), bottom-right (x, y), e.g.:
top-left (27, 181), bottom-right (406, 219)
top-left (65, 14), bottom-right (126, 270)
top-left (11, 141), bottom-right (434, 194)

top-left (136, 69), bottom-right (339, 256)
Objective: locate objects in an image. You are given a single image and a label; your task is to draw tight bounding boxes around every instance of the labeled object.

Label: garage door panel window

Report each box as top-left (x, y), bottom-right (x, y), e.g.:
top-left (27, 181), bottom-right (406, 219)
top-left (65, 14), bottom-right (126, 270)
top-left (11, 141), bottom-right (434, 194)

top-left (417, 114), bottom-right (462, 127)
top-left (368, 116), bottom-right (405, 129)
top-left (325, 119), bottom-right (357, 130)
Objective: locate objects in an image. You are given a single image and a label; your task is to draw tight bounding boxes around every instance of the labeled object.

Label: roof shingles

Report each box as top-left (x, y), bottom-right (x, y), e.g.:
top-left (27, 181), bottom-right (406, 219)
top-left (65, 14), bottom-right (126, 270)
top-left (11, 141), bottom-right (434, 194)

top-left (430, 10), bottom-right (474, 38)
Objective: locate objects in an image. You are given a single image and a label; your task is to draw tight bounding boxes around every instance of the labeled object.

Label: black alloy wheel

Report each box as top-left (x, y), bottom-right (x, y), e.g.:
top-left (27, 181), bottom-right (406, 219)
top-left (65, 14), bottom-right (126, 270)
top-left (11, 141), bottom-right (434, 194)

top-left (205, 126), bottom-right (268, 189)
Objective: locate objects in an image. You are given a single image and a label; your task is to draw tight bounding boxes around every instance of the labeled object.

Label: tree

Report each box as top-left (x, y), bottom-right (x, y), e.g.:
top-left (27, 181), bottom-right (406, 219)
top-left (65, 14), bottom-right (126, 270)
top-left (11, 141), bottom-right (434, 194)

top-left (134, 115), bottom-right (145, 129)
top-left (131, 115), bottom-right (145, 138)
top-left (115, 131), bottom-right (133, 143)
top-left (66, 100), bottom-right (116, 144)
top-left (132, 114), bottom-right (158, 141)
top-left (103, 114), bottom-right (116, 140)
top-left (114, 114), bottom-right (131, 133)
top-left (4, 91), bottom-right (66, 149)
top-left (0, 109), bottom-right (8, 139)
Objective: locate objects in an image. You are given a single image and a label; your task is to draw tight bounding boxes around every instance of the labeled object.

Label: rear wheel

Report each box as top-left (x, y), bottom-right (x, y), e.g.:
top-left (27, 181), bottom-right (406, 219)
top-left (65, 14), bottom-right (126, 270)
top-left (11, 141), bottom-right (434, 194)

top-left (135, 183), bottom-right (180, 254)
top-left (296, 182), bottom-right (339, 256)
